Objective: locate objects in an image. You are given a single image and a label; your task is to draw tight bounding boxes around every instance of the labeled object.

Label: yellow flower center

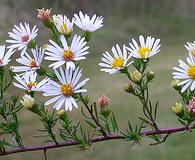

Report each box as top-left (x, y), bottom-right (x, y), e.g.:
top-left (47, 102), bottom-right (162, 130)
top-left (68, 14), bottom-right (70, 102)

top-left (138, 47), bottom-right (151, 58)
top-left (60, 23), bottom-right (68, 34)
top-left (21, 35), bottom-right (29, 42)
top-left (27, 81), bottom-right (37, 90)
top-left (112, 57), bottom-right (124, 68)
top-left (30, 59), bottom-right (38, 68)
top-left (188, 65), bottom-right (195, 79)
top-left (61, 84), bottom-right (73, 96)
top-left (191, 50), bottom-right (195, 56)
top-left (63, 49), bottom-right (74, 61)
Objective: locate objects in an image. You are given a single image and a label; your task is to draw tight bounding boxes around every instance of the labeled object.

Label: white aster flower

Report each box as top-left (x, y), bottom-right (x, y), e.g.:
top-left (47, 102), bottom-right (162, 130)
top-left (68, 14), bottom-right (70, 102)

top-left (73, 11), bottom-right (103, 32)
top-left (173, 54), bottom-right (195, 92)
top-left (126, 35), bottom-right (161, 59)
top-left (45, 34), bottom-right (89, 70)
top-left (43, 67), bottom-right (89, 111)
top-left (53, 14), bottom-right (73, 35)
top-left (6, 22), bottom-right (38, 56)
top-left (13, 72), bottom-right (49, 92)
top-left (12, 47), bottom-right (44, 75)
top-left (185, 42), bottom-right (195, 57)
top-left (99, 44), bottom-right (133, 74)
top-left (0, 45), bottom-right (15, 66)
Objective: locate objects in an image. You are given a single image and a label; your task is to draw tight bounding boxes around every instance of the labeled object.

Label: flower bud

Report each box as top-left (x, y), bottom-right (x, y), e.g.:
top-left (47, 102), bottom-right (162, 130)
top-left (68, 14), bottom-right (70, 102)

top-left (37, 8), bottom-right (53, 28)
top-left (37, 8), bottom-right (51, 21)
top-left (97, 95), bottom-right (111, 118)
top-left (56, 109), bottom-right (67, 120)
top-left (146, 71), bottom-right (155, 81)
top-left (97, 95), bottom-right (111, 108)
top-left (83, 31), bottom-right (92, 42)
top-left (171, 79), bottom-right (180, 90)
top-left (188, 97), bottom-right (195, 114)
top-left (36, 66), bottom-right (47, 76)
top-left (20, 94), bottom-right (35, 110)
top-left (130, 70), bottom-right (142, 83)
top-left (124, 84), bottom-right (134, 93)
top-left (27, 39), bottom-right (37, 49)
top-left (171, 102), bottom-right (183, 115)
top-left (42, 44), bottom-right (48, 49)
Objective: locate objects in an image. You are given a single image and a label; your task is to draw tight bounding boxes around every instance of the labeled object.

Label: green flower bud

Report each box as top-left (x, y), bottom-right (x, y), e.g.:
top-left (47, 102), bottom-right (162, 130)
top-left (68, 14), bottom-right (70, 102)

top-left (20, 94), bottom-right (35, 110)
top-left (171, 102), bottom-right (183, 115)
top-left (36, 66), bottom-right (47, 76)
top-left (130, 70), bottom-right (142, 83)
top-left (27, 39), bottom-right (37, 49)
top-left (124, 84), bottom-right (134, 93)
top-left (147, 71), bottom-right (155, 81)
top-left (56, 109), bottom-right (67, 120)
top-left (83, 31), bottom-right (92, 42)
top-left (171, 79), bottom-right (180, 90)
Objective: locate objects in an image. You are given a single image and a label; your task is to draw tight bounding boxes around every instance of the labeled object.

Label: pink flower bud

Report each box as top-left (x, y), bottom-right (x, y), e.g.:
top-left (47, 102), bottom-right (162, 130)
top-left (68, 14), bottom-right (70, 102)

top-left (37, 8), bottom-right (51, 20)
top-left (97, 95), bottom-right (111, 108)
top-left (188, 97), bottom-right (195, 114)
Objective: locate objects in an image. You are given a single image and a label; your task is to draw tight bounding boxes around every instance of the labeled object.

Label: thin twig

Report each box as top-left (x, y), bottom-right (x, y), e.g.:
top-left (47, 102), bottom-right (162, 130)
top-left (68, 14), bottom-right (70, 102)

top-left (0, 125), bottom-right (194, 157)
top-left (80, 95), bottom-right (107, 137)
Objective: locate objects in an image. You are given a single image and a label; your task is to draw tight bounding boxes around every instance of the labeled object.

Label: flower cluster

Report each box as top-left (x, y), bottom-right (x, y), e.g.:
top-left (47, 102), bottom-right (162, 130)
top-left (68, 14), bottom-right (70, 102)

top-left (99, 35), bottom-right (161, 74)
top-left (1, 9), bottom-right (103, 112)
top-left (1, 8), bottom-right (195, 157)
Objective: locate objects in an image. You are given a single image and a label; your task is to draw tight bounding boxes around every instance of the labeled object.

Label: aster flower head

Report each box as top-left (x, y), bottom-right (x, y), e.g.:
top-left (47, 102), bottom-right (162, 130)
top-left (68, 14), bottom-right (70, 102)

top-left (43, 67), bottom-right (89, 111)
top-left (99, 44), bottom-right (133, 74)
top-left (73, 11), bottom-right (103, 32)
top-left (0, 45), bottom-right (15, 66)
top-left (185, 41), bottom-right (195, 57)
top-left (53, 14), bottom-right (73, 36)
top-left (126, 35), bottom-right (161, 59)
top-left (6, 22), bottom-right (38, 56)
top-left (45, 34), bottom-right (89, 70)
top-left (12, 47), bottom-right (44, 75)
top-left (173, 54), bottom-right (195, 92)
top-left (13, 72), bottom-right (49, 92)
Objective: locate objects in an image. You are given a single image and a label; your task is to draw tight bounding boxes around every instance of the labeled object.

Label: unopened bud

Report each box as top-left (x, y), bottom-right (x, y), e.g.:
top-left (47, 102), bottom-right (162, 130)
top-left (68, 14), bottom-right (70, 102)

top-left (37, 8), bottom-right (53, 28)
top-left (171, 102), bottom-right (183, 115)
top-left (97, 95), bottom-right (111, 108)
top-left (171, 79), bottom-right (180, 90)
top-left (147, 71), bottom-right (155, 81)
top-left (188, 97), bottom-right (195, 114)
top-left (56, 109), bottom-right (67, 120)
top-left (97, 95), bottom-right (111, 118)
top-left (124, 84), bottom-right (134, 93)
top-left (130, 70), bottom-right (142, 83)
top-left (20, 94), bottom-right (35, 110)
top-left (42, 44), bottom-right (48, 49)
top-left (27, 39), bottom-right (37, 49)
top-left (83, 31), bottom-right (92, 42)
top-left (36, 66), bottom-right (47, 76)
top-left (37, 8), bottom-right (51, 21)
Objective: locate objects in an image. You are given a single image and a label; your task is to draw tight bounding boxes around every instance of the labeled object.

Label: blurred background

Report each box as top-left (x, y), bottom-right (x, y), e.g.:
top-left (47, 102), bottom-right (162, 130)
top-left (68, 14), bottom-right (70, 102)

top-left (1, 0), bottom-right (195, 159)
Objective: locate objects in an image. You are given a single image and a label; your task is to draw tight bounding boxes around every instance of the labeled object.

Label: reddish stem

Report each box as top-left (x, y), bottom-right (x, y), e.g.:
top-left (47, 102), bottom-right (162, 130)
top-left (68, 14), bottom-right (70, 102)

top-left (0, 125), bottom-right (194, 157)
